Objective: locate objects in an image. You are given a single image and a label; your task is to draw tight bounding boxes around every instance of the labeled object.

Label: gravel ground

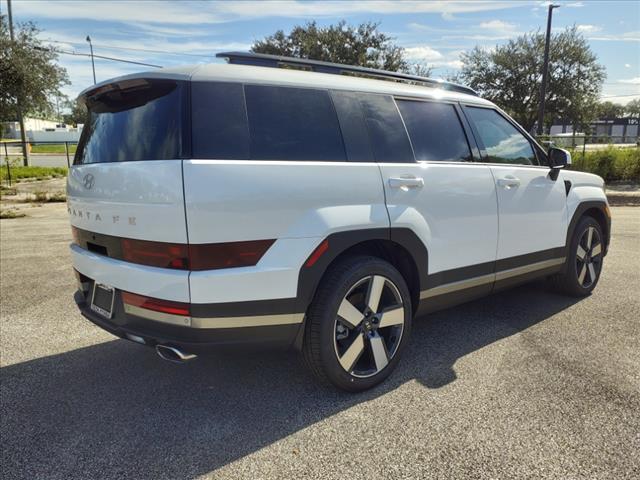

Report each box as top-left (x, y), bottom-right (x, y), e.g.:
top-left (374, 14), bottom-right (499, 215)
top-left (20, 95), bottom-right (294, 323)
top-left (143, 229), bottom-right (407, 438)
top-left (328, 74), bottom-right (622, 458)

top-left (1, 204), bottom-right (639, 480)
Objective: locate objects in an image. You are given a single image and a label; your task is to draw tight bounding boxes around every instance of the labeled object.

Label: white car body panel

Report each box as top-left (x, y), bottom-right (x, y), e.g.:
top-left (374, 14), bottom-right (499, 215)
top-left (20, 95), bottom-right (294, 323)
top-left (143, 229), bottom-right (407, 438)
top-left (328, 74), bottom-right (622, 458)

top-left (490, 165), bottom-right (568, 259)
top-left (183, 160), bottom-right (388, 242)
top-left (562, 170), bottom-right (608, 218)
top-left (67, 160), bottom-right (187, 243)
top-left (71, 244), bottom-right (190, 302)
top-left (189, 237), bottom-right (321, 304)
top-left (379, 162), bottom-right (499, 274)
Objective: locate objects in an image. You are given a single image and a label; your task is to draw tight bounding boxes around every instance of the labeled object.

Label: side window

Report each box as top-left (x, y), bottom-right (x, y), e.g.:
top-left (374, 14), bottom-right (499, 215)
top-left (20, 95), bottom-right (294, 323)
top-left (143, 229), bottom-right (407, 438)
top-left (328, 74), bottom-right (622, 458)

top-left (330, 90), bottom-right (373, 162)
top-left (396, 99), bottom-right (472, 162)
top-left (465, 107), bottom-right (537, 165)
top-left (244, 85), bottom-right (346, 161)
top-left (192, 82), bottom-right (249, 159)
top-left (358, 93), bottom-right (414, 163)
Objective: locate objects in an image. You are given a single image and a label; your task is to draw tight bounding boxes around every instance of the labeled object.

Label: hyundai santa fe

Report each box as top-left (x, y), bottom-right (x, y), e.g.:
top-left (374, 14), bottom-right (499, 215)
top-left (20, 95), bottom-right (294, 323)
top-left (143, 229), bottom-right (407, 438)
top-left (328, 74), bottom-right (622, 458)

top-left (68, 52), bottom-right (611, 391)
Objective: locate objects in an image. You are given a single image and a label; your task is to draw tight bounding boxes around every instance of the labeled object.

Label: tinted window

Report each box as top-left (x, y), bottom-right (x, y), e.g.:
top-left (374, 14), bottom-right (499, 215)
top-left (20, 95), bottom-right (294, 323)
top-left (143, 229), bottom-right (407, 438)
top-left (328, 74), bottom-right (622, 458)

top-left (466, 107), bottom-right (536, 165)
top-left (358, 94), bottom-right (414, 163)
top-left (75, 79), bottom-right (184, 164)
top-left (330, 90), bottom-right (372, 162)
top-left (245, 85), bottom-right (346, 161)
top-left (192, 82), bottom-right (249, 159)
top-left (397, 100), bottom-right (471, 162)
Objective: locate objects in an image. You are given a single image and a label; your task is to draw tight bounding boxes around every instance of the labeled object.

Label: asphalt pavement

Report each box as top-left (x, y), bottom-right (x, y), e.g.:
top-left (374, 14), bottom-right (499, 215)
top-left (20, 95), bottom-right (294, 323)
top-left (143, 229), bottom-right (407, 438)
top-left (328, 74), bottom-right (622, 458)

top-left (1, 204), bottom-right (639, 479)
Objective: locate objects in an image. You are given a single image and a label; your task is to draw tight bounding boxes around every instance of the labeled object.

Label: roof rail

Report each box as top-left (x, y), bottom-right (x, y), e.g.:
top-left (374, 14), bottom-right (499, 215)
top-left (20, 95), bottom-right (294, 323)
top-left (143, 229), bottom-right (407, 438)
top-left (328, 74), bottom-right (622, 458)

top-left (216, 51), bottom-right (478, 97)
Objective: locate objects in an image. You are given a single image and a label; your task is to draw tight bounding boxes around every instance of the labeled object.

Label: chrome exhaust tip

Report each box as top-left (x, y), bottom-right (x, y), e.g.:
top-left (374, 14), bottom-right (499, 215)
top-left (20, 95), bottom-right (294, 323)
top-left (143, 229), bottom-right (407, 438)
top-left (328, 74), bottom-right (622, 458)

top-left (155, 344), bottom-right (197, 363)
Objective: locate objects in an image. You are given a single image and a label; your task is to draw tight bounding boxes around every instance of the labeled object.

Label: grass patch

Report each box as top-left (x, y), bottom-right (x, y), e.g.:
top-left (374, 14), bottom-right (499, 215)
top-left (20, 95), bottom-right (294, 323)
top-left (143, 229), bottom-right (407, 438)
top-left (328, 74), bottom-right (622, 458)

top-left (0, 208), bottom-right (26, 219)
top-left (570, 147), bottom-right (640, 182)
top-left (0, 166), bottom-right (68, 182)
top-left (30, 144), bottom-right (77, 154)
top-left (29, 190), bottom-right (67, 203)
top-left (0, 186), bottom-right (17, 197)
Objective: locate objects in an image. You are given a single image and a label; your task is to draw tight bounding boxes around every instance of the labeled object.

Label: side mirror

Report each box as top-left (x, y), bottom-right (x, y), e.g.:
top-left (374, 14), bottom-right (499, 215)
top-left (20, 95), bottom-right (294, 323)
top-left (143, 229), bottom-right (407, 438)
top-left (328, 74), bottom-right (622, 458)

top-left (548, 147), bottom-right (571, 169)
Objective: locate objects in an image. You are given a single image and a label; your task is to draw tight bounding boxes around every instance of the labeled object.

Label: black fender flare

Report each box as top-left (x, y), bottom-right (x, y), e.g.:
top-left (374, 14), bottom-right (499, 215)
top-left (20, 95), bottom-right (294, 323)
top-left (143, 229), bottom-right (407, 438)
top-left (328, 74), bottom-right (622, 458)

top-left (295, 227), bottom-right (429, 314)
top-left (564, 200), bottom-right (611, 262)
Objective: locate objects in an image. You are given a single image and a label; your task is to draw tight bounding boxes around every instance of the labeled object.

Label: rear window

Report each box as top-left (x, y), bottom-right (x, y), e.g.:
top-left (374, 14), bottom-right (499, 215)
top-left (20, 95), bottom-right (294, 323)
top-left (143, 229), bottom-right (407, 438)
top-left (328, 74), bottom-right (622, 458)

top-left (74, 79), bottom-right (185, 164)
top-left (244, 85), bottom-right (346, 161)
top-left (396, 99), bottom-right (471, 162)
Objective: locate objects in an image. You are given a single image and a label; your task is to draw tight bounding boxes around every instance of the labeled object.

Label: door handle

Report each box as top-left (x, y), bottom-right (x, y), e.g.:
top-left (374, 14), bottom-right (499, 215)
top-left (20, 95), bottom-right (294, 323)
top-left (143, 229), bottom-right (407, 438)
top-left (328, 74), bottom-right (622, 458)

top-left (497, 176), bottom-right (521, 189)
top-left (388, 176), bottom-right (424, 189)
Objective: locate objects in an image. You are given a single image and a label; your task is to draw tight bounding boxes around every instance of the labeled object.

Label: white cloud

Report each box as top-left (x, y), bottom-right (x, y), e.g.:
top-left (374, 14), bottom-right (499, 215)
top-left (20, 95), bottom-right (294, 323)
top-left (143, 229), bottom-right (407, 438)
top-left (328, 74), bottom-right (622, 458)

top-left (625, 64), bottom-right (631, 68)
top-left (576, 24), bottom-right (602, 33)
top-left (478, 20), bottom-right (517, 31)
top-left (441, 12), bottom-right (456, 21)
top-left (619, 77), bottom-right (640, 85)
top-left (404, 46), bottom-right (444, 62)
top-left (588, 31), bottom-right (640, 42)
top-left (14, 1), bottom-right (523, 24)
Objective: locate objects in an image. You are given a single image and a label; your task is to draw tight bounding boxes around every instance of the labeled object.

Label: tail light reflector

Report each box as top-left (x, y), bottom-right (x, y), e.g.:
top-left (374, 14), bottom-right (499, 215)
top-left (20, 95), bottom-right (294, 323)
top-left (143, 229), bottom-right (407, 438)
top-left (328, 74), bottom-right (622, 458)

top-left (305, 239), bottom-right (329, 267)
top-left (122, 291), bottom-right (190, 316)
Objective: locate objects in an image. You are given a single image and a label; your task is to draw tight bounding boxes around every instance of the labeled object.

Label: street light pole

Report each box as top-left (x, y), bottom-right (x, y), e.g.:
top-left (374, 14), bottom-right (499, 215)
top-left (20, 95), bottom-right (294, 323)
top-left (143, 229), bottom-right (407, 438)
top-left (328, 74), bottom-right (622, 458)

top-left (537, 3), bottom-right (560, 136)
top-left (86, 35), bottom-right (96, 84)
top-left (7, 0), bottom-right (29, 166)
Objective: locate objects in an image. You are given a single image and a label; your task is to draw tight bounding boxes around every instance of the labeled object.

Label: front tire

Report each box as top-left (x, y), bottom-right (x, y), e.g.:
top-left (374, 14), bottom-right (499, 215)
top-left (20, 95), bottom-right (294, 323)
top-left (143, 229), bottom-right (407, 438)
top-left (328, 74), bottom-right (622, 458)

top-left (550, 216), bottom-right (605, 296)
top-left (303, 256), bottom-right (412, 392)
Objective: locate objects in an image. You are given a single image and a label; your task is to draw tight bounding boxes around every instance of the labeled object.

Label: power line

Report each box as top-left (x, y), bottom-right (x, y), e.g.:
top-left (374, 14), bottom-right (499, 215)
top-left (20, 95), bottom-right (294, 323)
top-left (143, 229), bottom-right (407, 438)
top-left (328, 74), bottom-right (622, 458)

top-left (39, 46), bottom-right (163, 68)
top-left (43, 39), bottom-right (214, 59)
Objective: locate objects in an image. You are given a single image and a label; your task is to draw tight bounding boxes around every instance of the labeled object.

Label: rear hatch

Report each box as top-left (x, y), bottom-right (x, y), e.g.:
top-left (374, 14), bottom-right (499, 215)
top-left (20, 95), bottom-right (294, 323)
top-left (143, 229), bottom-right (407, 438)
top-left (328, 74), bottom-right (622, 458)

top-left (67, 77), bottom-right (189, 245)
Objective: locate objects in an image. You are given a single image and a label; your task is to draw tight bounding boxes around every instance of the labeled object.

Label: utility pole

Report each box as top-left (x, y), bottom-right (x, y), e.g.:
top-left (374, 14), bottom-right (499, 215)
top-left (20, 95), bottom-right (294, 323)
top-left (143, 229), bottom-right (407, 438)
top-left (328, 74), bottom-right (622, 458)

top-left (7, 0), bottom-right (29, 166)
top-left (537, 3), bottom-right (560, 137)
top-left (86, 35), bottom-right (96, 84)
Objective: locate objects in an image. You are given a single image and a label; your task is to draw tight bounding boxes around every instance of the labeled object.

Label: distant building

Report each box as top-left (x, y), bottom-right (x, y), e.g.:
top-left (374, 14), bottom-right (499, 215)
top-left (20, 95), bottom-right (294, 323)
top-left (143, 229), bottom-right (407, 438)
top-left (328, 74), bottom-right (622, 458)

top-left (2, 118), bottom-right (83, 142)
top-left (2, 118), bottom-right (60, 139)
top-left (549, 117), bottom-right (639, 143)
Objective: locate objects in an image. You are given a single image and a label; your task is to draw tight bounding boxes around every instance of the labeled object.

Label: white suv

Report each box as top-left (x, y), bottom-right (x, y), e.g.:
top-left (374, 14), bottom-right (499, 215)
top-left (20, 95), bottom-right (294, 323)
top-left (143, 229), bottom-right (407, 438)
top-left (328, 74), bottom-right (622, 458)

top-left (68, 52), bottom-right (610, 391)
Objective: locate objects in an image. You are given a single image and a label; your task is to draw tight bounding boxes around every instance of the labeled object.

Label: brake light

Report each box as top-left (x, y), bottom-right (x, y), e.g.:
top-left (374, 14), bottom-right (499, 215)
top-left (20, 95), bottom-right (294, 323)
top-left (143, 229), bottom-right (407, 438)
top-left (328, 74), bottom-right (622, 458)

top-left (121, 238), bottom-right (189, 269)
top-left (189, 240), bottom-right (275, 270)
top-left (122, 291), bottom-right (190, 316)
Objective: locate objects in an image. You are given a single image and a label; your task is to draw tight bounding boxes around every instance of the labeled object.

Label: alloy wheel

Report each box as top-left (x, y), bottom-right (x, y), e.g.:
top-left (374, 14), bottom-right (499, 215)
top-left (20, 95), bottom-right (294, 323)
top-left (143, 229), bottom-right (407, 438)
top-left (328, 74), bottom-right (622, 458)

top-left (576, 226), bottom-right (603, 288)
top-left (334, 275), bottom-right (405, 378)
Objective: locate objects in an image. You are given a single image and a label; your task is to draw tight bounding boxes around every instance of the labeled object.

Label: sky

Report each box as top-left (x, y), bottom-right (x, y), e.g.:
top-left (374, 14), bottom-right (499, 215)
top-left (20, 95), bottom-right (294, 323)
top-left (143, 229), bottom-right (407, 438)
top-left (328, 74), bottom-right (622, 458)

top-left (4, 0), bottom-right (640, 104)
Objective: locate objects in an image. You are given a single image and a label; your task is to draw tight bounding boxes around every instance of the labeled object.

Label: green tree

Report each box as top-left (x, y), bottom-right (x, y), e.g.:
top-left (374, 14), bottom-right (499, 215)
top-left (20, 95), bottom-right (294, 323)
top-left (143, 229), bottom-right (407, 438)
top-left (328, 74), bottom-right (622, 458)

top-left (624, 99), bottom-right (640, 117)
top-left (0, 16), bottom-right (69, 123)
top-left (595, 101), bottom-right (625, 119)
top-left (62, 99), bottom-right (87, 126)
top-left (252, 21), bottom-right (425, 74)
top-left (458, 26), bottom-right (605, 132)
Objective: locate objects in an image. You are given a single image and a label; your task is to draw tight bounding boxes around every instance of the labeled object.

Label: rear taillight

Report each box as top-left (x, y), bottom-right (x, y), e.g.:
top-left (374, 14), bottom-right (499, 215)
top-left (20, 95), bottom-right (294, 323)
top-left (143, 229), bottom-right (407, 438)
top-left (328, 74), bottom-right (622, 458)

top-left (122, 291), bottom-right (190, 316)
top-left (120, 238), bottom-right (273, 270)
top-left (72, 226), bottom-right (274, 271)
top-left (189, 240), bottom-right (275, 270)
top-left (121, 238), bottom-right (189, 269)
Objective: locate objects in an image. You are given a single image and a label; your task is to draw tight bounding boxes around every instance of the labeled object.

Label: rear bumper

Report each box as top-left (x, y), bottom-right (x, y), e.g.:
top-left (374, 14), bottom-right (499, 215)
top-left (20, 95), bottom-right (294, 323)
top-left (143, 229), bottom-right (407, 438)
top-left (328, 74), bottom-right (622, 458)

top-left (74, 285), bottom-right (303, 353)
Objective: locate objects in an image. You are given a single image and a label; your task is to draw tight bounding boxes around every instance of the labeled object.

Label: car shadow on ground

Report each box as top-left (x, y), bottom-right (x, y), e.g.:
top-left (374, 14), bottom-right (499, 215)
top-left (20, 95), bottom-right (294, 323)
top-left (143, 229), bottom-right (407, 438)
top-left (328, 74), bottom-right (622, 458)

top-left (1, 283), bottom-right (581, 479)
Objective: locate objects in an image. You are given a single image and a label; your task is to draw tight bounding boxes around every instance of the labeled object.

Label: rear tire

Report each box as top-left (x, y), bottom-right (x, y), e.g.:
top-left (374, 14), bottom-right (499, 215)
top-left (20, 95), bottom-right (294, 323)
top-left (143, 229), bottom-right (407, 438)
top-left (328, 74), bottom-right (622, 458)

top-left (550, 216), bottom-right (604, 297)
top-left (302, 255), bottom-right (412, 392)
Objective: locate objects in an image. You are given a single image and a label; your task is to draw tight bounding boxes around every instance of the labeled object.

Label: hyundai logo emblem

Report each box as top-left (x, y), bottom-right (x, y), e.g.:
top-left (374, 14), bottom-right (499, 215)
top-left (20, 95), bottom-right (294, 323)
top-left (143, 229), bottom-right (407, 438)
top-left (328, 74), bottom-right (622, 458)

top-left (83, 173), bottom-right (95, 189)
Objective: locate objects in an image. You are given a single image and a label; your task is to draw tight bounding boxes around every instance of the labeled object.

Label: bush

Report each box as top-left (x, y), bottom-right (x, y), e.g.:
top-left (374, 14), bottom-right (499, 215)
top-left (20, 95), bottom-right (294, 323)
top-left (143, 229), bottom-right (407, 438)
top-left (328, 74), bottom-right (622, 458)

top-left (569, 147), bottom-right (640, 182)
top-left (0, 166), bottom-right (68, 182)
